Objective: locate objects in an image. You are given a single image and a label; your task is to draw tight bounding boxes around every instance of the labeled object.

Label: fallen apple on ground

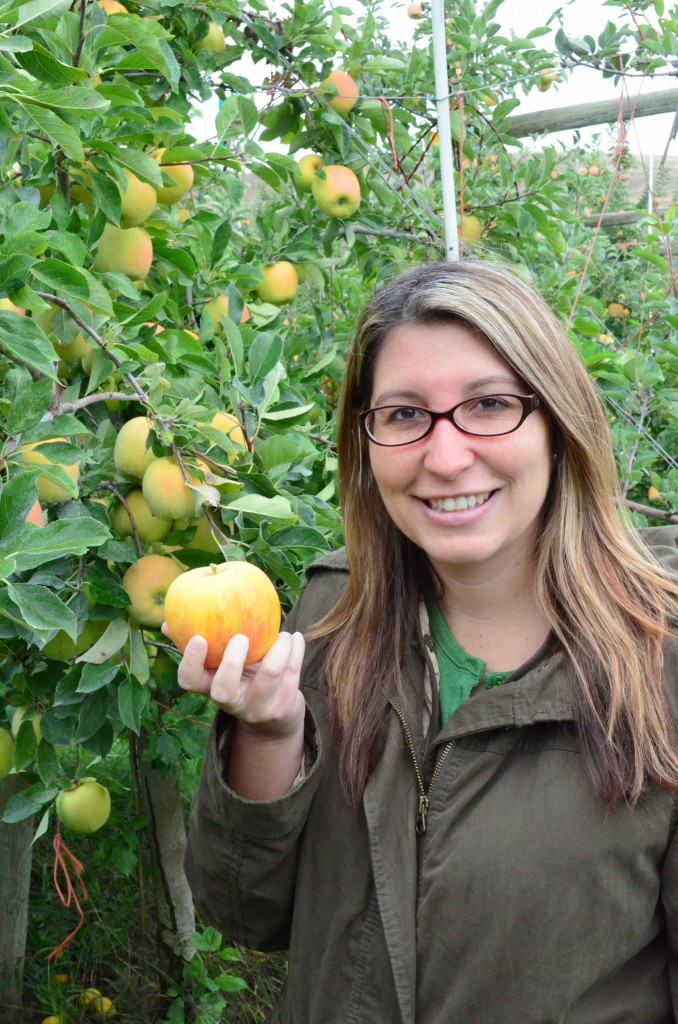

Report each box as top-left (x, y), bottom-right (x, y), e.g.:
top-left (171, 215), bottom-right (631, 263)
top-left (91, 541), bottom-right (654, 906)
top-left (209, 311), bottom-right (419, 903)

top-left (164, 561), bottom-right (281, 668)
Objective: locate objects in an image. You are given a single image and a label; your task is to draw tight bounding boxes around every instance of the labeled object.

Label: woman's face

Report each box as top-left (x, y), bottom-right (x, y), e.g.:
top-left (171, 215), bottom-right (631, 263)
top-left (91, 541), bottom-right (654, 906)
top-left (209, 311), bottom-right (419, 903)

top-left (367, 321), bottom-right (553, 582)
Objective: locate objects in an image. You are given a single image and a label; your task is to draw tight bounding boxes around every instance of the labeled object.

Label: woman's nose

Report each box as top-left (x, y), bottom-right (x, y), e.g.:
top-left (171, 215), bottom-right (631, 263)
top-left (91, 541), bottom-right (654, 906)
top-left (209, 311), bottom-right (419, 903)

top-left (422, 416), bottom-right (476, 475)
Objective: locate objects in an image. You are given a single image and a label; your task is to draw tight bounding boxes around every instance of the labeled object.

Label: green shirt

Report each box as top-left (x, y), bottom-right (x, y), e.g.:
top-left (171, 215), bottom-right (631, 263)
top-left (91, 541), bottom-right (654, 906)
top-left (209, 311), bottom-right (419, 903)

top-left (427, 601), bottom-right (512, 727)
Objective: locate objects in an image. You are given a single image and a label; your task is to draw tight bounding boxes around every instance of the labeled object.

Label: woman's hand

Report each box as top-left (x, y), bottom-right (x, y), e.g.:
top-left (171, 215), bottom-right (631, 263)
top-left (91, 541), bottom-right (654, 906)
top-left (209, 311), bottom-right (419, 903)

top-left (161, 624), bottom-right (306, 739)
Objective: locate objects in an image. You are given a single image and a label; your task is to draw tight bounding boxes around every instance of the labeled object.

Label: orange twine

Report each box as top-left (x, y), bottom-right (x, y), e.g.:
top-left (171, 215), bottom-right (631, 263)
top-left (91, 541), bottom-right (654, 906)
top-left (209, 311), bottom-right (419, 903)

top-left (48, 824), bottom-right (89, 961)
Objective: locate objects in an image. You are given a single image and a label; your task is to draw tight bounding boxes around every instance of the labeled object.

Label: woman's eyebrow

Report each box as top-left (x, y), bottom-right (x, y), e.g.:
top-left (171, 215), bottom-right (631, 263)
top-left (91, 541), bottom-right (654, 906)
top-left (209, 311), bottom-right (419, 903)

top-left (371, 375), bottom-right (524, 406)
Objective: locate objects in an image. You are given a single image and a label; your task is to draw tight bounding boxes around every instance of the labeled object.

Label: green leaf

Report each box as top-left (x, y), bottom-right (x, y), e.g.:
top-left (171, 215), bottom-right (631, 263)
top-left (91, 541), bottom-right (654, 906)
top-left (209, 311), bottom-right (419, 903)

top-left (13, 720), bottom-right (37, 770)
top-left (74, 690), bottom-right (109, 743)
top-left (249, 333), bottom-right (284, 385)
top-left (118, 675), bottom-right (147, 733)
top-left (30, 258), bottom-right (90, 300)
top-left (128, 626), bottom-right (149, 683)
top-left (9, 518), bottom-right (111, 572)
top-left (10, 0), bottom-right (71, 30)
top-left (0, 472), bottom-right (38, 546)
top-left (77, 662), bottom-right (120, 693)
top-left (37, 740), bottom-right (58, 786)
top-left (17, 103), bottom-right (83, 163)
top-left (90, 172), bottom-right (122, 225)
top-left (2, 783), bottom-right (59, 824)
top-left (92, 145), bottom-right (163, 188)
top-left (96, 21), bottom-right (179, 87)
top-left (6, 582), bottom-right (78, 639)
top-left (225, 494), bottom-right (294, 520)
top-left (0, 311), bottom-right (59, 379)
top-left (7, 377), bottom-right (53, 433)
top-left (75, 618), bottom-right (128, 663)
top-left (14, 43), bottom-right (90, 86)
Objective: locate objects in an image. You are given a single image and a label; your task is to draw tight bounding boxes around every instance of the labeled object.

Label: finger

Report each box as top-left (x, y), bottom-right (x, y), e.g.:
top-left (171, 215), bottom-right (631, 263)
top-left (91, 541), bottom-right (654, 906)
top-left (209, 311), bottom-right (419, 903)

top-left (176, 635), bottom-right (214, 694)
top-left (209, 633), bottom-right (252, 707)
top-left (160, 620), bottom-right (172, 640)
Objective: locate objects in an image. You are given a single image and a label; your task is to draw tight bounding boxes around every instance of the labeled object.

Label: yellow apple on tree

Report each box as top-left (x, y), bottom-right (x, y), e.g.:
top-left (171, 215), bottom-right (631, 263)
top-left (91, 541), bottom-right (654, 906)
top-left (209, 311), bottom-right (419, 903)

top-left (111, 489), bottom-right (172, 544)
top-left (208, 410), bottom-right (247, 458)
top-left (25, 500), bottom-right (44, 526)
top-left (142, 457), bottom-right (201, 521)
top-left (0, 730), bottom-right (15, 780)
top-left (94, 224), bottom-right (153, 278)
top-left (56, 777), bottom-right (111, 834)
top-left (255, 261), bottom-right (298, 304)
top-left (203, 293), bottom-right (250, 328)
top-left (460, 214), bottom-right (483, 245)
top-left (151, 149), bottom-right (194, 205)
top-left (122, 554), bottom-right (183, 628)
top-left (196, 20), bottom-right (225, 51)
top-left (0, 297), bottom-right (25, 314)
top-left (98, 0), bottom-right (127, 12)
top-left (320, 70), bottom-right (359, 117)
top-left (407, 3), bottom-right (423, 16)
top-left (311, 165), bottom-right (361, 219)
top-left (164, 561), bottom-right (281, 668)
top-left (118, 169), bottom-right (157, 227)
top-left (113, 416), bottom-right (159, 480)
top-left (43, 620), bottom-right (107, 662)
top-left (53, 329), bottom-right (92, 363)
top-left (294, 154), bottom-right (323, 192)
top-left (11, 707), bottom-right (43, 743)
top-left (19, 438), bottom-right (80, 503)
top-left (538, 68), bottom-right (557, 91)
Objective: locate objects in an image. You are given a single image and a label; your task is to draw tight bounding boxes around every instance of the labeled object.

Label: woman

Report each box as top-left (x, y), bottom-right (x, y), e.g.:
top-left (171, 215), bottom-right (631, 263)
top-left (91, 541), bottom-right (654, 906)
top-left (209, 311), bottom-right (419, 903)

top-left (174, 260), bottom-right (678, 1022)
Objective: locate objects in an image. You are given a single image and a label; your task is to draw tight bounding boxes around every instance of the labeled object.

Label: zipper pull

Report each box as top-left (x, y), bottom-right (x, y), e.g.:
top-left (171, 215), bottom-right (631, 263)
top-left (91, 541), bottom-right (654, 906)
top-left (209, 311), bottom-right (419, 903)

top-left (416, 793), bottom-right (429, 835)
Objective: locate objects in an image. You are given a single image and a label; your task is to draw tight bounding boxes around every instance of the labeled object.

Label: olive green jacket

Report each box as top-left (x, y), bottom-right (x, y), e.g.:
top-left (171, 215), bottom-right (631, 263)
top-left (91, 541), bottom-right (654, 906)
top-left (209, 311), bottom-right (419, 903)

top-left (185, 526), bottom-right (678, 1023)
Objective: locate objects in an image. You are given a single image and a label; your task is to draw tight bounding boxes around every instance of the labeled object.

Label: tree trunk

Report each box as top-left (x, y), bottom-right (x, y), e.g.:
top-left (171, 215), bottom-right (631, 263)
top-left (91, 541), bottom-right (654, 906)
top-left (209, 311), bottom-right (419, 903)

top-left (0, 776), bottom-right (34, 1024)
top-left (137, 730), bottom-right (195, 979)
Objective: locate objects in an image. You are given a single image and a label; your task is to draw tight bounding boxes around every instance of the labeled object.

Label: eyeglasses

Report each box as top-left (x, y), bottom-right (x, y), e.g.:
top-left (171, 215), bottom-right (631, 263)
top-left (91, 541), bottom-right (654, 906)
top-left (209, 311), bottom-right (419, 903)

top-left (360, 394), bottom-right (542, 446)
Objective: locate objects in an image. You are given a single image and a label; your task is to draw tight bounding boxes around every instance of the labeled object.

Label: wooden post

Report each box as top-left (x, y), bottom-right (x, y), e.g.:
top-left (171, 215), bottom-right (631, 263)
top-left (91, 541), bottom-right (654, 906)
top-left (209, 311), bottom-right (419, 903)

top-left (506, 88), bottom-right (678, 138)
top-left (0, 777), bottom-right (34, 1024)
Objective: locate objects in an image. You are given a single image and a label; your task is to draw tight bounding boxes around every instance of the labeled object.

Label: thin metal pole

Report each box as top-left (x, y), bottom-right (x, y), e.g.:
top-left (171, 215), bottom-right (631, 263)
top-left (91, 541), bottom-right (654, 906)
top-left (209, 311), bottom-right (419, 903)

top-left (431, 0), bottom-right (459, 261)
top-left (647, 152), bottom-right (654, 215)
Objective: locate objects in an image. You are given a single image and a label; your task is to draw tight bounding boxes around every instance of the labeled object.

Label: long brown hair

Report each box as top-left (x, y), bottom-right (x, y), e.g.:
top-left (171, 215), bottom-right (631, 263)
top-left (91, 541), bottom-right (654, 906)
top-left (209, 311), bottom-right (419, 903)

top-left (310, 259), bottom-right (678, 808)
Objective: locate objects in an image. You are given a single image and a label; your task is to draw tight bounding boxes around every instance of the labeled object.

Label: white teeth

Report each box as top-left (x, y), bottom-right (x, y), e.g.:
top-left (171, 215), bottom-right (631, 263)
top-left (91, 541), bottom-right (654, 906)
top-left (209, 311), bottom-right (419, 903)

top-left (427, 492), bottom-right (491, 512)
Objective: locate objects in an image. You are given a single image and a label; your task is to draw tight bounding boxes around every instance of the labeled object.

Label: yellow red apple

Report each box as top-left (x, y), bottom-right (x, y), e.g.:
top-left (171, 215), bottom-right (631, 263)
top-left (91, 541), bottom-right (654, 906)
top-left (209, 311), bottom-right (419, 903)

top-left (0, 297), bottom-right (25, 315)
top-left (26, 500), bottom-right (44, 526)
top-left (94, 224), bottom-right (153, 279)
top-left (111, 489), bottom-right (172, 544)
top-left (203, 294), bottom-right (250, 328)
top-left (98, 0), bottom-right (127, 11)
top-left (141, 457), bottom-right (200, 521)
top-left (164, 561), bottom-right (281, 668)
top-left (122, 554), bottom-right (183, 628)
top-left (18, 438), bottom-right (79, 503)
top-left (407, 3), bottom-right (423, 16)
top-left (255, 261), bottom-right (298, 304)
top-left (209, 411), bottom-right (247, 457)
top-left (294, 154), bottom-right (323, 192)
top-left (56, 777), bottom-right (111, 834)
top-left (151, 149), bottom-right (194, 205)
top-left (311, 164), bottom-right (361, 219)
top-left (113, 417), bottom-right (159, 480)
top-left (118, 169), bottom-right (157, 227)
top-left (320, 70), bottom-right (359, 117)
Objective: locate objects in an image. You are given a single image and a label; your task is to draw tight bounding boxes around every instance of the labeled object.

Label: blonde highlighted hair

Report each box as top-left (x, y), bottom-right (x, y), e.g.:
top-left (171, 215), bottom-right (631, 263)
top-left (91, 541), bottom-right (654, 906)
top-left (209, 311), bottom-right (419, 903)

top-left (311, 259), bottom-right (678, 807)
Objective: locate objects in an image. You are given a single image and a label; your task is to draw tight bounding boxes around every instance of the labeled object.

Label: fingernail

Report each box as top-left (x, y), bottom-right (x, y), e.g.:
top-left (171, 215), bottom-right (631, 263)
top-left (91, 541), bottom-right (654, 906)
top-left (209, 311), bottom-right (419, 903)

top-left (186, 636), bottom-right (207, 655)
top-left (230, 634), bottom-right (249, 651)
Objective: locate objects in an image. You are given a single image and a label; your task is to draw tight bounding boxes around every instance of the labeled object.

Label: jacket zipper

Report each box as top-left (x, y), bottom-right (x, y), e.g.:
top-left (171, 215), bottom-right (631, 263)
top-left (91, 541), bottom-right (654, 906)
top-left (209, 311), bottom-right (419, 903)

top-left (390, 700), bottom-right (454, 835)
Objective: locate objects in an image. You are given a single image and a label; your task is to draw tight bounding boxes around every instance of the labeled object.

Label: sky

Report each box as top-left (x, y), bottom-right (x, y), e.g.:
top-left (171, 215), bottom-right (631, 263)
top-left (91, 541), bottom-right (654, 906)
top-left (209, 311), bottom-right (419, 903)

top-left (192, 0), bottom-right (677, 158)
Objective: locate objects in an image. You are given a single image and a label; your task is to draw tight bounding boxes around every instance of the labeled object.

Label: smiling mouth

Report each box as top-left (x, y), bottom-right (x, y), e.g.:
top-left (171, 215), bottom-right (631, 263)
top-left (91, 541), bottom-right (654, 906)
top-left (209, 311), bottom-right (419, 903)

top-left (424, 492), bottom-right (493, 512)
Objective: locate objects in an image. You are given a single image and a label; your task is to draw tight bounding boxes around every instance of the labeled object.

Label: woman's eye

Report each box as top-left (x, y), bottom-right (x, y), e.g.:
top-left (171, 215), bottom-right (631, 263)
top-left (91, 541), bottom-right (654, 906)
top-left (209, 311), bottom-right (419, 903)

top-left (388, 406), bottom-right (425, 423)
top-left (474, 396), bottom-right (509, 413)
